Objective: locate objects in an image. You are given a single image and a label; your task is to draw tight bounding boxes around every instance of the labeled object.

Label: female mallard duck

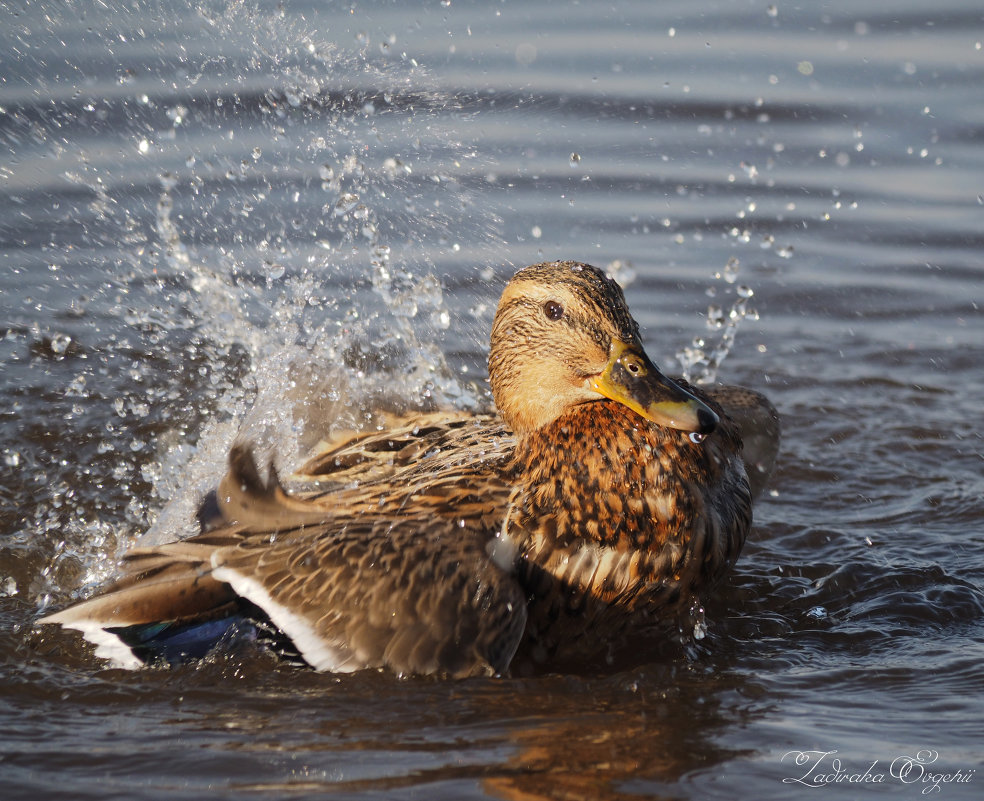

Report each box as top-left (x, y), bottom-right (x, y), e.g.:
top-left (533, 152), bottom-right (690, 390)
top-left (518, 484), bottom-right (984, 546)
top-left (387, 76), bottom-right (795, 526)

top-left (40, 261), bottom-right (778, 676)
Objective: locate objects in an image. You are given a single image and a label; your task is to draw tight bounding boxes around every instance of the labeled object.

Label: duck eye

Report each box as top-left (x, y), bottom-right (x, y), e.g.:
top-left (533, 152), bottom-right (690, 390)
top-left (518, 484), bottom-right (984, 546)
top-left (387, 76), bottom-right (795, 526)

top-left (543, 300), bottom-right (565, 321)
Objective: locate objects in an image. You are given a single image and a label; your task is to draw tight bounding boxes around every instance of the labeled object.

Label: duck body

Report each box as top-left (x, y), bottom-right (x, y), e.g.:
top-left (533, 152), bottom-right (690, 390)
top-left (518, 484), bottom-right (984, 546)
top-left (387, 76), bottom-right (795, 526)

top-left (509, 397), bottom-right (749, 669)
top-left (40, 261), bottom-right (773, 677)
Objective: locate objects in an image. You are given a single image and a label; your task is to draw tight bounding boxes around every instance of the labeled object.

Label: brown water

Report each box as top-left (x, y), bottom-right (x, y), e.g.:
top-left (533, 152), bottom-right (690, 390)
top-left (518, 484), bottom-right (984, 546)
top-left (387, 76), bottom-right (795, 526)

top-left (2, 1), bottom-right (983, 799)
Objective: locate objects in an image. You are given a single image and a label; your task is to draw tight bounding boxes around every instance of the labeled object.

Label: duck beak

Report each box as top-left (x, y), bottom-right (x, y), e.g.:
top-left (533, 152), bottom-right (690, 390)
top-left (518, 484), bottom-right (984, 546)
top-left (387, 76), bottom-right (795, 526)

top-left (589, 340), bottom-right (718, 434)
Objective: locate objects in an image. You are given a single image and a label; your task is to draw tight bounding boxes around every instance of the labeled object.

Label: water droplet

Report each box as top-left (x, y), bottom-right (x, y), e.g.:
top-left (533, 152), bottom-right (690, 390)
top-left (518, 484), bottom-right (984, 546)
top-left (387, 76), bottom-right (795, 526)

top-left (569, 152), bottom-right (581, 168)
top-left (432, 309), bottom-right (451, 330)
top-left (166, 104), bottom-right (188, 125)
top-left (49, 333), bottom-right (71, 355)
top-left (333, 193), bottom-right (360, 217)
top-left (382, 157), bottom-right (410, 177)
top-left (707, 303), bottom-right (724, 331)
top-left (605, 259), bottom-right (637, 287)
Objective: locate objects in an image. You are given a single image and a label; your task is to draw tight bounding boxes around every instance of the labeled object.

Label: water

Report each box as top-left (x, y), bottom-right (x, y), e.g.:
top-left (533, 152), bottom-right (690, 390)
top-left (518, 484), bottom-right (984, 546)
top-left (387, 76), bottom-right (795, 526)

top-left (2, 0), bottom-right (983, 798)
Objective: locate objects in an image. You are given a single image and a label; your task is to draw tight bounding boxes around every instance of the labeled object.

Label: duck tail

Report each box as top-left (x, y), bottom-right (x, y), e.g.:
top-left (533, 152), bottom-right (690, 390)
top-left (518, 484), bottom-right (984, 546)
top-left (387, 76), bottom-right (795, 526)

top-left (37, 548), bottom-right (240, 668)
top-left (36, 442), bottom-right (324, 668)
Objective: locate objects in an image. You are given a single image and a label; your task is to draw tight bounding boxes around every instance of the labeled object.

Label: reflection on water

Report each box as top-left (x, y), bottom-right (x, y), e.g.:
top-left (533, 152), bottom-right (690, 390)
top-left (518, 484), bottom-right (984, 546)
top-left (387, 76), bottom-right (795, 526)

top-left (478, 671), bottom-right (753, 801)
top-left (7, 634), bottom-right (766, 800)
top-left (3, 0), bottom-right (984, 799)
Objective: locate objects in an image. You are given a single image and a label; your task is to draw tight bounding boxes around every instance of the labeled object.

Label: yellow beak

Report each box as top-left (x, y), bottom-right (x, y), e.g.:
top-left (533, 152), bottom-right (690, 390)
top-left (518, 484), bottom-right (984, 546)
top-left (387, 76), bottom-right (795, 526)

top-left (588, 340), bottom-right (718, 434)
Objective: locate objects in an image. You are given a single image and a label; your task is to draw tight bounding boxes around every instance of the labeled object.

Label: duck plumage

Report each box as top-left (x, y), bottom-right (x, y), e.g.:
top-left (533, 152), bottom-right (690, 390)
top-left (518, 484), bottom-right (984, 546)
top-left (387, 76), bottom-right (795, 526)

top-left (40, 261), bottom-right (778, 676)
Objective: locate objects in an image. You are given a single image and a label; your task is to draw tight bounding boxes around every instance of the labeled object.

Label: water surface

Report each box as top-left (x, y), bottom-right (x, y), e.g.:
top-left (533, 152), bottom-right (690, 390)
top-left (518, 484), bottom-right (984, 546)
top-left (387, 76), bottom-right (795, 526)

top-left (2, 1), bottom-right (983, 799)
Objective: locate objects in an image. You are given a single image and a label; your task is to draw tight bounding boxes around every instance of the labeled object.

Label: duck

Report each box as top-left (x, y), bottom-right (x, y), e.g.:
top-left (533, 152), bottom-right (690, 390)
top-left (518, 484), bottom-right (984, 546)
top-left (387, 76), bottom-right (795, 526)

top-left (39, 261), bottom-right (778, 676)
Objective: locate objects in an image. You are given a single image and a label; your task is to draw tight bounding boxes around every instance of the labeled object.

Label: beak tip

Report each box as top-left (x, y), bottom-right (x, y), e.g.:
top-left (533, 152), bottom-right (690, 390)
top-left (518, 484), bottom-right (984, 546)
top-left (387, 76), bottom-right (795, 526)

top-left (697, 406), bottom-right (719, 435)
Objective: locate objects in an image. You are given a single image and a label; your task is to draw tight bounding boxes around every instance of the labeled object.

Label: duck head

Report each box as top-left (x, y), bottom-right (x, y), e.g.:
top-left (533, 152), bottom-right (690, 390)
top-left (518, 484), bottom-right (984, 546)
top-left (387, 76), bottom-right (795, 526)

top-left (488, 261), bottom-right (718, 436)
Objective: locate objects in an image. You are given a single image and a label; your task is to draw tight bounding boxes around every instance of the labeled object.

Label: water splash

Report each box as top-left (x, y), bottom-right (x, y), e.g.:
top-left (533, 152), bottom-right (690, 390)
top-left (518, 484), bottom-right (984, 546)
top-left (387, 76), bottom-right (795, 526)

top-left (676, 256), bottom-right (760, 385)
top-left (133, 3), bottom-right (502, 544)
top-left (13, 1), bottom-right (503, 575)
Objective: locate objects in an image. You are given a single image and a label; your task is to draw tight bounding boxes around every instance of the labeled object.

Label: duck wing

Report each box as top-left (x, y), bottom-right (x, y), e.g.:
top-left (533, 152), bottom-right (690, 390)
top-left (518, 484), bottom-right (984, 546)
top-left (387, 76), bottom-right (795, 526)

top-left (703, 384), bottom-right (780, 499)
top-left (42, 444), bottom-right (528, 677)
